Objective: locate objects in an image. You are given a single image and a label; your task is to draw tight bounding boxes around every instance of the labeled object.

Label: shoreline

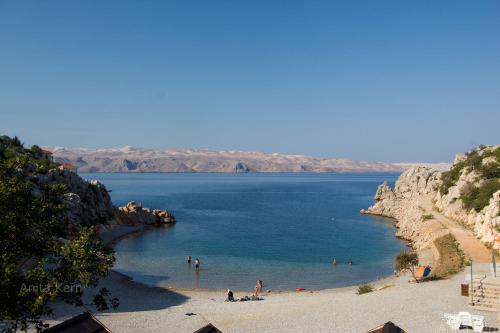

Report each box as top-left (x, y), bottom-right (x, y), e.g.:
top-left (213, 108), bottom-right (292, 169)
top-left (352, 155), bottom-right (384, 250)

top-left (101, 222), bottom-right (405, 295)
top-left (49, 260), bottom-right (497, 333)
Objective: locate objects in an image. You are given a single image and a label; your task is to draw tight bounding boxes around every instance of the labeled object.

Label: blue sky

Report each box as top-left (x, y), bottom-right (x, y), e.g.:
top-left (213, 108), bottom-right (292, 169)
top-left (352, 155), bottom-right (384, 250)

top-left (0, 1), bottom-right (499, 162)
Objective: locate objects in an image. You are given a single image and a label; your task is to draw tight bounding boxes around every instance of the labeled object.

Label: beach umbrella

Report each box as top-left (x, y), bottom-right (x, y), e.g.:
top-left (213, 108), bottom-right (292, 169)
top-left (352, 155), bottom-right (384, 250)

top-left (366, 321), bottom-right (406, 333)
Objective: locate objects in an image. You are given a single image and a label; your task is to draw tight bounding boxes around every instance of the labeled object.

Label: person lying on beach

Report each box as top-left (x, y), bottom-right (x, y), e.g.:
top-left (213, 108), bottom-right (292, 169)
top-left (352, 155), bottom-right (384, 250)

top-left (225, 289), bottom-right (235, 302)
top-left (239, 295), bottom-right (263, 302)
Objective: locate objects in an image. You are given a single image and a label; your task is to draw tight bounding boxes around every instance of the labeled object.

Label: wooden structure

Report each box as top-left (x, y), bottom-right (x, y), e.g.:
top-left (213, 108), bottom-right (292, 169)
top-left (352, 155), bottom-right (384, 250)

top-left (366, 321), bottom-right (406, 333)
top-left (193, 323), bottom-right (222, 333)
top-left (44, 311), bottom-right (112, 333)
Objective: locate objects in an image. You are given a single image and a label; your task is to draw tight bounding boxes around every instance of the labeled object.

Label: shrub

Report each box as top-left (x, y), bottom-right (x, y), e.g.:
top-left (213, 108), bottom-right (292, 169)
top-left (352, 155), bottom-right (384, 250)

top-left (431, 234), bottom-right (466, 278)
top-left (461, 179), bottom-right (500, 212)
top-left (422, 214), bottom-right (434, 221)
top-left (357, 284), bottom-right (374, 295)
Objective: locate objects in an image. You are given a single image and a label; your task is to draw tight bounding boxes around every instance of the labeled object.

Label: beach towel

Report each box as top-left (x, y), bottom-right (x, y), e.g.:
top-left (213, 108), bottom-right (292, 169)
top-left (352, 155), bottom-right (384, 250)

top-left (416, 266), bottom-right (425, 278)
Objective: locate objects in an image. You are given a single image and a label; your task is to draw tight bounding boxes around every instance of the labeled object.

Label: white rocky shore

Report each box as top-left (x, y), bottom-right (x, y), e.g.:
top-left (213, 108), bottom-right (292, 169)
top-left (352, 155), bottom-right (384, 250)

top-left (362, 145), bottom-right (500, 253)
top-left (47, 264), bottom-right (499, 333)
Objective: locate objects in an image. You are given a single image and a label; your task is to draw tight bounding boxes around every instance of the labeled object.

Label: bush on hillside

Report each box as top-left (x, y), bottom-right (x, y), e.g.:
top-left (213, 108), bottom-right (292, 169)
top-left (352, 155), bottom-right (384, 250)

top-left (439, 146), bottom-right (500, 212)
top-left (461, 179), bottom-right (500, 212)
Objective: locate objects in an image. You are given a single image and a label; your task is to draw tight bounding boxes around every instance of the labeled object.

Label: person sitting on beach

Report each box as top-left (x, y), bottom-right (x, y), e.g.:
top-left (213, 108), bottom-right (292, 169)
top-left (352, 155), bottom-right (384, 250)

top-left (195, 258), bottom-right (200, 270)
top-left (225, 289), bottom-right (234, 302)
top-left (187, 255), bottom-right (192, 264)
top-left (254, 279), bottom-right (263, 296)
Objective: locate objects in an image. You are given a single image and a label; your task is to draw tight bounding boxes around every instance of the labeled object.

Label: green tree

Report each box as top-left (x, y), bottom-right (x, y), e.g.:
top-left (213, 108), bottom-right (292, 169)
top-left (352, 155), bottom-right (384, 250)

top-left (0, 136), bottom-right (117, 332)
top-left (395, 251), bottom-right (420, 283)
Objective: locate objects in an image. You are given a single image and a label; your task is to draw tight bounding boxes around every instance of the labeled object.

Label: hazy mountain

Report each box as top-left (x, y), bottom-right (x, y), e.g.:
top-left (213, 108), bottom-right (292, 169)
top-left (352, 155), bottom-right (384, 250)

top-left (47, 146), bottom-right (450, 173)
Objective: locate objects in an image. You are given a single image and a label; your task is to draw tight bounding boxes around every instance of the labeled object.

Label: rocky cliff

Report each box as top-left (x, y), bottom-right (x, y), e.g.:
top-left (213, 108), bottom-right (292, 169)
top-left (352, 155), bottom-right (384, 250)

top-left (434, 145), bottom-right (500, 248)
top-left (35, 169), bottom-right (176, 236)
top-left (362, 145), bottom-right (500, 250)
top-left (361, 167), bottom-right (447, 249)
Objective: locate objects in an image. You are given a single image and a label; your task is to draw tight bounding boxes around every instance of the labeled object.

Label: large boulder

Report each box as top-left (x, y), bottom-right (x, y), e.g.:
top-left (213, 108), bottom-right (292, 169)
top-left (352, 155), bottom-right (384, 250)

top-left (115, 201), bottom-right (176, 225)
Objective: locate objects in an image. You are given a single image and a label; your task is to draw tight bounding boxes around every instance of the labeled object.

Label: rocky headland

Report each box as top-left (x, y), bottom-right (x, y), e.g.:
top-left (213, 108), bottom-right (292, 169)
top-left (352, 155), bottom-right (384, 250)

top-left (362, 145), bottom-right (500, 262)
top-left (35, 168), bottom-right (176, 239)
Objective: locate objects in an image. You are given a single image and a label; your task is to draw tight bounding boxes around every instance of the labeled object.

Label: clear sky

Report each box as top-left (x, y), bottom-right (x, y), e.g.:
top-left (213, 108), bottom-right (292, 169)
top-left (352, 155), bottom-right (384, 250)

top-left (0, 1), bottom-right (499, 162)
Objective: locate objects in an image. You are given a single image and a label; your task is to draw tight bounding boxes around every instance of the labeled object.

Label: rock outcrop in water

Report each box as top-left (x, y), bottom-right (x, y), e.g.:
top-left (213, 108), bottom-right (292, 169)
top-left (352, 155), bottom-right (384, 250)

top-left (35, 168), bottom-right (176, 235)
top-left (362, 145), bottom-right (500, 250)
top-left (115, 201), bottom-right (176, 225)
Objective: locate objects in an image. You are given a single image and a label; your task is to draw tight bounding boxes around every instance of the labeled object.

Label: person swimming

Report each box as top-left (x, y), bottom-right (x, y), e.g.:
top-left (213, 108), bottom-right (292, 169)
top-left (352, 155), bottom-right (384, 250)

top-left (195, 258), bottom-right (200, 270)
top-left (187, 255), bottom-right (192, 264)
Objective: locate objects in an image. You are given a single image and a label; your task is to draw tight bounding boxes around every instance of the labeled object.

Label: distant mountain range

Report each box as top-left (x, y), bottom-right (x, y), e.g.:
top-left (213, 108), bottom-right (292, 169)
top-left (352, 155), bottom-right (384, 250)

top-left (47, 146), bottom-right (451, 173)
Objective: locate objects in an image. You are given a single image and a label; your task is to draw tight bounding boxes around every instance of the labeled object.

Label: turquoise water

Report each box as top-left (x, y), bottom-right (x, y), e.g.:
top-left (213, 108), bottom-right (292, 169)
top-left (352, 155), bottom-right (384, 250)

top-left (83, 173), bottom-right (407, 291)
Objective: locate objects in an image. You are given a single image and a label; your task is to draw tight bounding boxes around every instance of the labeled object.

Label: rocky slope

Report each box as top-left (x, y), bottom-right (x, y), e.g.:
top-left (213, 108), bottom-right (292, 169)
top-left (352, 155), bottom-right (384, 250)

top-left (361, 167), bottom-right (447, 249)
top-left (47, 146), bottom-right (449, 173)
top-left (434, 145), bottom-right (500, 248)
top-left (36, 168), bottom-right (176, 236)
top-left (362, 145), bottom-right (500, 250)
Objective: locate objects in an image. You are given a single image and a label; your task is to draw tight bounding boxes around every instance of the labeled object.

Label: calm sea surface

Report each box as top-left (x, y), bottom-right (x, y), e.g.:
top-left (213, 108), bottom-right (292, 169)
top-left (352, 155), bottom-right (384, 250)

top-left (82, 173), bottom-right (406, 291)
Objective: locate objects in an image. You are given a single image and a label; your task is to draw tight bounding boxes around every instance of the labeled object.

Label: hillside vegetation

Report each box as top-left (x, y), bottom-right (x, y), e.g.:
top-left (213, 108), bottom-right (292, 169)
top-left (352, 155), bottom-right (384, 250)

top-left (0, 135), bottom-right (117, 332)
top-left (440, 145), bottom-right (500, 212)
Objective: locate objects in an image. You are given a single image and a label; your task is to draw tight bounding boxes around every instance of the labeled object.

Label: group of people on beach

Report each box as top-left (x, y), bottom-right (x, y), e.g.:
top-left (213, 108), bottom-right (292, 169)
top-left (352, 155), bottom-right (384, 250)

top-left (225, 279), bottom-right (264, 302)
top-left (187, 255), bottom-right (200, 270)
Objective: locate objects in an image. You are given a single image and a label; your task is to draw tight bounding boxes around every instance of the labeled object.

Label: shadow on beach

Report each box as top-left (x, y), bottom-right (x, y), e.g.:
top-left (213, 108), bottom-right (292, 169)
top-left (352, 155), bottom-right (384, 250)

top-left (49, 270), bottom-right (189, 322)
top-left (98, 270), bottom-right (189, 313)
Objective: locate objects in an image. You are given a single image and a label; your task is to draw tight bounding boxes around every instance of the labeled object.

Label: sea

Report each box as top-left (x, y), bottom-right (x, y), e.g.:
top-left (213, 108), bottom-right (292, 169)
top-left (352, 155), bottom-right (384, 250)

top-left (82, 172), bottom-right (407, 291)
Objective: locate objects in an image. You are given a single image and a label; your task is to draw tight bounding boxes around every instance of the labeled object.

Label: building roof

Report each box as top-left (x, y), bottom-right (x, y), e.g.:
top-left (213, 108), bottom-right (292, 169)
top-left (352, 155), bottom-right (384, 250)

top-left (366, 321), bottom-right (406, 333)
top-left (60, 163), bottom-right (78, 169)
top-left (44, 312), bottom-right (112, 333)
top-left (193, 323), bottom-right (222, 333)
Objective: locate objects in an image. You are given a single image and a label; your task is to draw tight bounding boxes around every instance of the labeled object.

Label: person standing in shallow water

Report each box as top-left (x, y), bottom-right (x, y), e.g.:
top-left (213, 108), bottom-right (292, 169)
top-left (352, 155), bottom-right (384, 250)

top-left (195, 258), bottom-right (200, 270)
top-left (187, 255), bottom-right (192, 264)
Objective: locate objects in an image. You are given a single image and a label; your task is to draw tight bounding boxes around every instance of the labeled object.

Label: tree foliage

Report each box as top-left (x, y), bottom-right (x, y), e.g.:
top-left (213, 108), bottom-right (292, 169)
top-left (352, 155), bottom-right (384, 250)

top-left (395, 251), bottom-right (419, 283)
top-left (0, 135), bottom-right (117, 332)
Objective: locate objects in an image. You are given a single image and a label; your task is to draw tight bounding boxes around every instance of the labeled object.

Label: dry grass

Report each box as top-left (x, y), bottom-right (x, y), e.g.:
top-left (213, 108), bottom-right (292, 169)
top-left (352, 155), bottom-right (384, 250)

top-left (431, 233), bottom-right (467, 278)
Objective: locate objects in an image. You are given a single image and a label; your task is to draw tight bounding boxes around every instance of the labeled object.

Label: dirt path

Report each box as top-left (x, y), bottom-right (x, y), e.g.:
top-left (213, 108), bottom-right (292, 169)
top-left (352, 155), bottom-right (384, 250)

top-left (422, 201), bottom-right (492, 263)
